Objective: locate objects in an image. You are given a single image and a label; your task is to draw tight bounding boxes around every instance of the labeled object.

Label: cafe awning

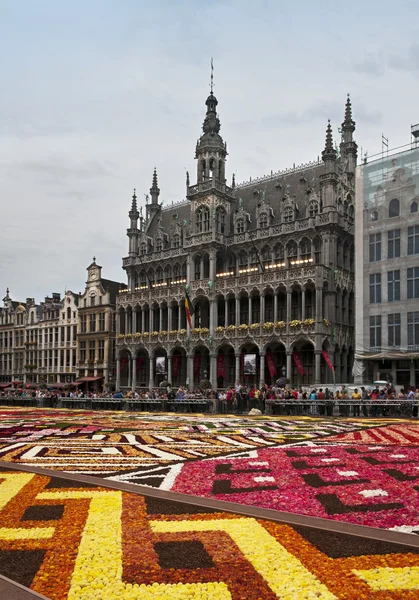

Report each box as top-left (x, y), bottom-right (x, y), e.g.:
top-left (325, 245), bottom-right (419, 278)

top-left (0, 383), bottom-right (12, 389)
top-left (75, 376), bottom-right (104, 383)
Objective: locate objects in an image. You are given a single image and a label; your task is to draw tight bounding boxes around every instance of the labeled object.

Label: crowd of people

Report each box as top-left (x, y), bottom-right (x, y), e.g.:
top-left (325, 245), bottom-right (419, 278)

top-left (0, 381), bottom-right (418, 417)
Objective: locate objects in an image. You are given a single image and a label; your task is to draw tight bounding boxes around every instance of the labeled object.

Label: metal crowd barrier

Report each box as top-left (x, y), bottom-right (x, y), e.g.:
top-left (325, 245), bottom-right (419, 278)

top-left (266, 399), bottom-right (419, 417)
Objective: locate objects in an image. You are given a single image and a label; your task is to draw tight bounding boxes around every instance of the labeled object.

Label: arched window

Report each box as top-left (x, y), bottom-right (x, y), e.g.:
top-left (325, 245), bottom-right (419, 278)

top-left (259, 213), bottom-right (269, 228)
top-left (156, 267), bottom-right (164, 283)
top-left (236, 218), bottom-right (245, 234)
top-left (411, 201), bottom-right (418, 214)
top-left (209, 158), bottom-right (215, 178)
top-left (300, 238), bottom-right (311, 260)
top-left (287, 241), bottom-right (297, 258)
top-left (196, 207), bottom-right (210, 232)
top-left (250, 249), bottom-right (258, 265)
top-left (274, 244), bottom-right (284, 261)
top-left (261, 246), bottom-right (271, 265)
top-left (313, 237), bottom-right (322, 264)
top-left (201, 160), bottom-right (206, 180)
top-left (147, 269), bottom-right (155, 285)
top-left (308, 201), bottom-right (319, 218)
top-left (215, 207), bottom-right (226, 233)
top-left (134, 272), bottom-right (139, 288)
top-left (156, 238), bottom-right (163, 252)
top-left (173, 234), bottom-right (180, 248)
top-left (283, 207), bottom-right (293, 223)
top-left (67, 307), bottom-right (71, 319)
top-left (194, 255), bottom-right (202, 280)
top-left (238, 252), bottom-right (248, 267)
top-left (164, 265), bottom-right (172, 282)
top-left (389, 198), bottom-right (400, 218)
top-left (371, 210), bottom-right (378, 222)
top-left (173, 264), bottom-right (181, 279)
top-left (343, 201), bottom-right (348, 217)
top-left (348, 205), bottom-right (354, 224)
top-left (141, 242), bottom-right (147, 255)
top-left (140, 271), bottom-right (147, 287)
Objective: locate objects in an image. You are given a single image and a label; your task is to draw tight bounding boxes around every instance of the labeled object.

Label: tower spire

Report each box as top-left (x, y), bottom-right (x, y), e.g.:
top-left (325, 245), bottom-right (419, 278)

top-left (210, 57), bottom-right (214, 94)
top-left (130, 188), bottom-right (138, 213)
top-left (150, 168), bottom-right (160, 204)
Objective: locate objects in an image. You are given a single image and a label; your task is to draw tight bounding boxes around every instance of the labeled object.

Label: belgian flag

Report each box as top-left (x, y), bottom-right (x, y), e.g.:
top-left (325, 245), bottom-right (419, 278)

top-left (185, 289), bottom-right (194, 329)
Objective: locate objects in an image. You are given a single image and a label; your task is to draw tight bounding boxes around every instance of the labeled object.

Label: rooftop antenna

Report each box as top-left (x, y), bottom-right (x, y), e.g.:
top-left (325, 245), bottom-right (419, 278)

top-left (210, 57), bottom-right (214, 94)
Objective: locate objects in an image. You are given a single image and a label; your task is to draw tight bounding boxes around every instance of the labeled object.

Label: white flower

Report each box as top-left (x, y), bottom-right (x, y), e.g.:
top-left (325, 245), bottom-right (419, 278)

top-left (359, 489), bottom-right (389, 498)
top-left (337, 470), bottom-right (359, 477)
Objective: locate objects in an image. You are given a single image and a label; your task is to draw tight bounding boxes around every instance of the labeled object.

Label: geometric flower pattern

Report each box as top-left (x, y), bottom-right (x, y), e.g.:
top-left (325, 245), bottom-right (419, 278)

top-left (2, 467), bottom-right (419, 599)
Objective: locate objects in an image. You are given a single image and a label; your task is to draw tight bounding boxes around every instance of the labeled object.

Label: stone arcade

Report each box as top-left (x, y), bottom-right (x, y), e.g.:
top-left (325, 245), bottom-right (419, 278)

top-left (115, 86), bottom-right (356, 391)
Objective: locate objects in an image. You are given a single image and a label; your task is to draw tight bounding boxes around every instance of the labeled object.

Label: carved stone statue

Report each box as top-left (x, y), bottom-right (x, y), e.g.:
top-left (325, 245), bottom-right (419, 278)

top-left (208, 279), bottom-right (214, 292)
top-left (286, 184), bottom-right (291, 195)
top-left (238, 197), bottom-right (243, 209)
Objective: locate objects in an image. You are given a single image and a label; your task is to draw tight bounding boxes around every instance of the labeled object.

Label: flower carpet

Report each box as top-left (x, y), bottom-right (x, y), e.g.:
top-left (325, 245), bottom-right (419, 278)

top-left (1, 464), bottom-right (419, 599)
top-left (2, 409), bottom-right (419, 534)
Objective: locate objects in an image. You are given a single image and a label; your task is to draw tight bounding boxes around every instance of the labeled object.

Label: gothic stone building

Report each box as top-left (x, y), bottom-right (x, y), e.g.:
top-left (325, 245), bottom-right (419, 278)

top-left (116, 89), bottom-right (356, 391)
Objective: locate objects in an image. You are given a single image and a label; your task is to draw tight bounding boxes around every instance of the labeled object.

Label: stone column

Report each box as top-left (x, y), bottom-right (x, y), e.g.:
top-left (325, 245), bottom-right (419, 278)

top-left (116, 358), bottom-right (121, 390)
top-left (315, 351), bottom-right (322, 385)
top-left (148, 356), bottom-right (154, 391)
top-left (210, 354), bottom-right (217, 390)
top-left (248, 296), bottom-right (252, 325)
top-left (186, 256), bottom-right (191, 284)
top-left (178, 304), bottom-right (182, 329)
top-left (131, 356), bottom-right (136, 391)
top-left (186, 354), bottom-right (194, 390)
top-left (259, 353), bottom-right (265, 388)
top-left (125, 311), bottom-right (129, 335)
top-left (132, 310), bottom-right (137, 334)
top-left (150, 308), bottom-right (154, 333)
top-left (301, 290), bottom-right (305, 321)
top-left (128, 355), bottom-right (132, 388)
top-left (235, 353), bottom-right (240, 383)
top-left (200, 258), bottom-right (204, 279)
top-left (287, 290), bottom-right (292, 322)
top-left (168, 306), bottom-right (172, 331)
top-left (168, 355), bottom-right (172, 384)
top-left (225, 299), bottom-right (228, 327)
top-left (316, 287), bottom-right (323, 323)
top-left (159, 307), bottom-right (163, 331)
top-left (286, 351), bottom-right (292, 382)
top-left (141, 310), bottom-right (145, 333)
top-left (235, 297), bottom-right (240, 325)
top-left (274, 293), bottom-right (278, 323)
top-left (116, 312), bottom-right (120, 336)
top-left (209, 299), bottom-right (215, 336)
top-left (209, 251), bottom-right (216, 282)
top-left (260, 295), bottom-right (265, 324)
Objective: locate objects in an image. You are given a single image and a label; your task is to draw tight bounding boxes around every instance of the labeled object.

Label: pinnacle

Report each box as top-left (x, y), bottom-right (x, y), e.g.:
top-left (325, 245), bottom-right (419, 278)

top-left (344, 94), bottom-right (352, 123)
top-left (325, 120), bottom-right (334, 152)
top-left (130, 188), bottom-right (138, 214)
top-left (151, 168), bottom-right (160, 192)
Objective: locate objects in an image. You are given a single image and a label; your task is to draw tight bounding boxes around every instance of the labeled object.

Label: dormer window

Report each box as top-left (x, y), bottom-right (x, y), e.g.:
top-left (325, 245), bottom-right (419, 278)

top-left (173, 234), bottom-right (180, 248)
top-left (284, 207), bottom-right (293, 223)
top-left (389, 198), bottom-right (400, 218)
top-left (308, 201), bottom-right (319, 218)
top-left (236, 218), bottom-right (245, 234)
top-left (141, 243), bottom-right (147, 255)
top-left (411, 201), bottom-right (418, 214)
top-left (259, 213), bottom-right (268, 228)
top-left (156, 239), bottom-right (163, 252)
top-left (215, 207), bottom-right (226, 233)
top-left (196, 207), bottom-right (210, 233)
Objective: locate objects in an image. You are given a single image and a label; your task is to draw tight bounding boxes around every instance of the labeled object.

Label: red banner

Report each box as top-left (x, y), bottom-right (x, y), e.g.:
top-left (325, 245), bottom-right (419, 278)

top-left (292, 350), bottom-right (305, 376)
top-left (136, 356), bottom-right (144, 373)
top-left (120, 357), bottom-right (128, 375)
top-left (172, 354), bottom-right (181, 378)
top-left (265, 350), bottom-right (277, 378)
top-left (217, 354), bottom-right (226, 379)
top-left (322, 350), bottom-right (335, 372)
top-left (193, 354), bottom-right (201, 377)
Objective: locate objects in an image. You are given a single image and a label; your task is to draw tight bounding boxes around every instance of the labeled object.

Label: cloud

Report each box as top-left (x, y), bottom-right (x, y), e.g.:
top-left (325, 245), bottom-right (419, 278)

top-left (352, 53), bottom-right (386, 77)
top-left (388, 43), bottom-right (419, 72)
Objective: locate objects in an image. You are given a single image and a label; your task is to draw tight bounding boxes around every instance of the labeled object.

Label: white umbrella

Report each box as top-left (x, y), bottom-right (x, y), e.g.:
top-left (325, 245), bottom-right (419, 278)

top-left (374, 380), bottom-right (388, 386)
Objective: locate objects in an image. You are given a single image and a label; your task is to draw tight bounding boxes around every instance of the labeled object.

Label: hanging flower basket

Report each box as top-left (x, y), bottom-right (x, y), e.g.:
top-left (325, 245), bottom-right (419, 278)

top-left (263, 322), bottom-right (274, 330)
top-left (238, 324), bottom-right (249, 332)
top-left (250, 323), bottom-right (260, 330)
top-left (289, 320), bottom-right (302, 328)
top-left (274, 321), bottom-right (286, 329)
top-left (216, 326), bottom-right (225, 333)
top-left (323, 318), bottom-right (331, 327)
top-left (303, 318), bottom-right (315, 327)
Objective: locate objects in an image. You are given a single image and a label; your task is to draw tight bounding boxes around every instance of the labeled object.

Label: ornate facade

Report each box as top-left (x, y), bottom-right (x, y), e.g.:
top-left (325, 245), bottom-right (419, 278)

top-left (116, 88), bottom-right (356, 390)
top-left (76, 260), bottom-right (121, 390)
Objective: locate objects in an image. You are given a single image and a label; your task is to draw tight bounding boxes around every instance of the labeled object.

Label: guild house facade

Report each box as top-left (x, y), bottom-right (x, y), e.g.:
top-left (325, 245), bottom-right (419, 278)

top-left (115, 86), bottom-right (356, 391)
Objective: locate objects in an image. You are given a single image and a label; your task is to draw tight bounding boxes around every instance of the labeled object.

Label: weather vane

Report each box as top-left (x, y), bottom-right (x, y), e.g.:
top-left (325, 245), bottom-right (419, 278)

top-left (210, 57), bottom-right (214, 93)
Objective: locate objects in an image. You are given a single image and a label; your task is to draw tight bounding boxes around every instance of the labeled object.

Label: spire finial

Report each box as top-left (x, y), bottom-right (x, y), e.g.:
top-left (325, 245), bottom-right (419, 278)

top-left (130, 188), bottom-right (138, 214)
top-left (6, 287), bottom-right (9, 296)
top-left (210, 57), bottom-right (214, 94)
top-left (325, 119), bottom-right (334, 152)
top-left (93, 256), bottom-right (96, 263)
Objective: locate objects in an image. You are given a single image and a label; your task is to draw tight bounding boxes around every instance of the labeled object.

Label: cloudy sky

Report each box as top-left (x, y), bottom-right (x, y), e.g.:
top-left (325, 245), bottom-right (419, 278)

top-left (1, 0), bottom-right (419, 303)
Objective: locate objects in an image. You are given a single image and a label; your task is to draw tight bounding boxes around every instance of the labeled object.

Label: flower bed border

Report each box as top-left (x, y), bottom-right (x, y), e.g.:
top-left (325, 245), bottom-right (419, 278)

top-left (2, 460), bottom-right (418, 552)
